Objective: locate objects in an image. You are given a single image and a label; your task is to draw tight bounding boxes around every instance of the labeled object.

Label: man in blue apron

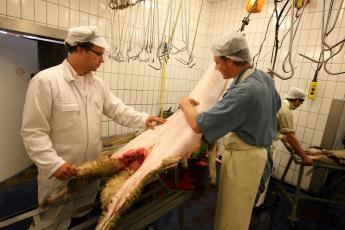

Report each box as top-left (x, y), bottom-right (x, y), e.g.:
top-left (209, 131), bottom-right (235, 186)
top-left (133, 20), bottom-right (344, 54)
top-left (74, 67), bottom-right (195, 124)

top-left (179, 32), bottom-right (281, 230)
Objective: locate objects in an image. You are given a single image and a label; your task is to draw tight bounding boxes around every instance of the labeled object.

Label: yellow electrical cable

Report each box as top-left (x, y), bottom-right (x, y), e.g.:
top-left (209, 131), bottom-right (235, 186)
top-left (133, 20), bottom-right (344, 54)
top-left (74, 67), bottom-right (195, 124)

top-left (158, 1), bottom-right (182, 118)
top-left (160, 59), bottom-right (166, 118)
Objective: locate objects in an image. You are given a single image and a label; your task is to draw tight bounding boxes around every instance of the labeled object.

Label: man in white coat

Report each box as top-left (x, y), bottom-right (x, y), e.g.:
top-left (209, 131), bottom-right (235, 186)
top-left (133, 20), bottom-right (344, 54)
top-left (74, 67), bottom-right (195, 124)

top-left (21, 26), bottom-right (165, 229)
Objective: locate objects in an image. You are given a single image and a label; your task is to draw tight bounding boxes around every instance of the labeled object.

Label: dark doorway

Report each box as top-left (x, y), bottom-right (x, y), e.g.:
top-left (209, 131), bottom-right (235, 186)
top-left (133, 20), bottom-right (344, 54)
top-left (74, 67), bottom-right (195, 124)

top-left (37, 40), bottom-right (67, 71)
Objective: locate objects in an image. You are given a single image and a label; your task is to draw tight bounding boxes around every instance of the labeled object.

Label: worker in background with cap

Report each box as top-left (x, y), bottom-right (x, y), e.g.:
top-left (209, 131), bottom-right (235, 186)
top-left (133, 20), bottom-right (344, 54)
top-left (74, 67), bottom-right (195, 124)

top-left (255, 87), bottom-right (313, 209)
top-left (179, 31), bottom-right (281, 230)
top-left (21, 26), bottom-right (165, 229)
top-left (277, 87), bottom-right (313, 166)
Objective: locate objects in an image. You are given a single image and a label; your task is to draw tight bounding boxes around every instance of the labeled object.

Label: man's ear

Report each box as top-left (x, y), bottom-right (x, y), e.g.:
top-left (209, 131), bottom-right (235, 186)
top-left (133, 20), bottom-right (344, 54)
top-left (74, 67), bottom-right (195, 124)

top-left (226, 58), bottom-right (233, 65)
top-left (76, 46), bottom-right (85, 54)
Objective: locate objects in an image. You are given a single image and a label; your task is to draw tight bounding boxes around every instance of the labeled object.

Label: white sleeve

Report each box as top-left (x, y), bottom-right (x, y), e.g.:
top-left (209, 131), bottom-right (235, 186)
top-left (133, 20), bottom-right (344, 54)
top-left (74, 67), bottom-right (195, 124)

top-left (101, 81), bottom-right (149, 128)
top-left (21, 76), bottom-right (65, 177)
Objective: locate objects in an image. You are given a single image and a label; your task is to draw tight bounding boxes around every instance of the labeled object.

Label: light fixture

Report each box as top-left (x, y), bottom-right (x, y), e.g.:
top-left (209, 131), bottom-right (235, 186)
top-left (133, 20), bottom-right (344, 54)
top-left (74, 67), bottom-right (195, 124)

top-left (0, 30), bottom-right (63, 44)
top-left (245, 0), bottom-right (265, 13)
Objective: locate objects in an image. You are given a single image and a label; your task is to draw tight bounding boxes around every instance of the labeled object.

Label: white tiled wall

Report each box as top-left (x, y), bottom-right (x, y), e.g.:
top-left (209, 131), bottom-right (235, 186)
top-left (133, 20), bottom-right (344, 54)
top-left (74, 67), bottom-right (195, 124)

top-left (208, 0), bottom-right (345, 190)
top-left (0, 0), bottom-right (212, 137)
top-left (1, 0), bottom-right (344, 189)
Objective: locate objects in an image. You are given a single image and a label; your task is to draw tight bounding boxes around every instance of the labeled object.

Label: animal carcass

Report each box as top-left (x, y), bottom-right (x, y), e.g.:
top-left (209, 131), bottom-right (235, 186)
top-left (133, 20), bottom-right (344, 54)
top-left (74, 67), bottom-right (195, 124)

top-left (79, 65), bottom-right (226, 229)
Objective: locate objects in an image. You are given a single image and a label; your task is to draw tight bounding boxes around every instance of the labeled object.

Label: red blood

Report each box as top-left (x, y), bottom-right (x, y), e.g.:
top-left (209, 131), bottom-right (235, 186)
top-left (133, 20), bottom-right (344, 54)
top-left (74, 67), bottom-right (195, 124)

top-left (118, 148), bottom-right (147, 170)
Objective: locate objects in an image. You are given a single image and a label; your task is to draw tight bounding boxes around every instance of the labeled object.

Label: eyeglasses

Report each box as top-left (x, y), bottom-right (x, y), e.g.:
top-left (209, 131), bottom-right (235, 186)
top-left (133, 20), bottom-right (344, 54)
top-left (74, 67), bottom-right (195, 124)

top-left (88, 48), bottom-right (104, 57)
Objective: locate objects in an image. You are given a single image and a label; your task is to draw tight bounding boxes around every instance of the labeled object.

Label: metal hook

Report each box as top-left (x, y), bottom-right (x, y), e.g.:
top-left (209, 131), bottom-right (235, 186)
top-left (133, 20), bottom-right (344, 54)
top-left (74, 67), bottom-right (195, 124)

top-left (149, 57), bottom-right (163, 70)
top-left (170, 44), bottom-right (187, 55)
top-left (268, 0), bottom-right (296, 80)
top-left (108, 0), bottom-right (116, 10)
top-left (176, 48), bottom-right (195, 68)
top-left (267, 67), bottom-right (295, 80)
top-left (126, 47), bottom-right (140, 61)
top-left (137, 48), bottom-right (150, 62)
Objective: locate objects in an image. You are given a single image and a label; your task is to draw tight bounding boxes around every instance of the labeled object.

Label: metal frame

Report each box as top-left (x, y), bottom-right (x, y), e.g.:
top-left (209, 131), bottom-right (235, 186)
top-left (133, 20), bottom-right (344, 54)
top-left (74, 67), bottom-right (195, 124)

top-left (70, 190), bottom-right (194, 230)
top-left (0, 16), bottom-right (67, 41)
top-left (0, 164), bottom-right (194, 229)
top-left (309, 99), bottom-right (345, 193)
top-left (0, 185), bottom-right (100, 228)
top-left (320, 99), bottom-right (345, 150)
top-left (270, 142), bottom-right (345, 226)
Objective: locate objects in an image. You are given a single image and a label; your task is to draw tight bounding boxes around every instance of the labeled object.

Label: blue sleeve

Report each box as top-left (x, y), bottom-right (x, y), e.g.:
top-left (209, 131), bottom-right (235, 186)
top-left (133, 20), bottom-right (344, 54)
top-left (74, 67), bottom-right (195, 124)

top-left (196, 85), bottom-right (252, 143)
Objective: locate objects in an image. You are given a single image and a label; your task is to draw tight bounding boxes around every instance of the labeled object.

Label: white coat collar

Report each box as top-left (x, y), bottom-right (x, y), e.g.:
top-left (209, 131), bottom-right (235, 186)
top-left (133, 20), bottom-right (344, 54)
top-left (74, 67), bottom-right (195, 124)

top-left (62, 59), bottom-right (95, 82)
top-left (283, 99), bottom-right (295, 110)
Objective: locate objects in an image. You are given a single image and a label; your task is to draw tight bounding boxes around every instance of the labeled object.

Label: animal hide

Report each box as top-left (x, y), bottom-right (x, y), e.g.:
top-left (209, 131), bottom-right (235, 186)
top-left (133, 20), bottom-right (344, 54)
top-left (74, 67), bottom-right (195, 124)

top-left (96, 64), bottom-right (227, 229)
top-left (305, 148), bottom-right (345, 166)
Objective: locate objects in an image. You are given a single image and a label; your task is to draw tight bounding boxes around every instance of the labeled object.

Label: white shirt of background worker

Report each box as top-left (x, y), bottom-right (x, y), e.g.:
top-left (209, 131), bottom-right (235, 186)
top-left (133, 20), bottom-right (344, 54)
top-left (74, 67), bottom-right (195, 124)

top-left (21, 26), bottom-right (165, 230)
top-left (277, 87), bottom-right (313, 166)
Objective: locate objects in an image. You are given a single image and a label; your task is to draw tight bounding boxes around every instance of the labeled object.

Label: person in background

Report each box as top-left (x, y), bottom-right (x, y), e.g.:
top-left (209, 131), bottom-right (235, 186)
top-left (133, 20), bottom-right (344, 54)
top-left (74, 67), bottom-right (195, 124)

top-left (179, 31), bottom-right (281, 230)
top-left (21, 26), bottom-right (165, 230)
top-left (277, 87), bottom-right (313, 166)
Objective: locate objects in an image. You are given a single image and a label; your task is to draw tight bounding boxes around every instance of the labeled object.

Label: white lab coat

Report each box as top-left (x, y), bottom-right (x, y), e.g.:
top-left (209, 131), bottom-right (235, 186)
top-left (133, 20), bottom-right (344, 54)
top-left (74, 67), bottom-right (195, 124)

top-left (21, 60), bottom-right (148, 229)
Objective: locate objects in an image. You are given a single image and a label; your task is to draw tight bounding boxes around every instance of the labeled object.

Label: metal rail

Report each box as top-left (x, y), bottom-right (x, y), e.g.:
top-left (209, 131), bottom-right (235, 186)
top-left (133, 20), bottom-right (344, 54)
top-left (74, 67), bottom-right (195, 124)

top-left (270, 143), bottom-right (345, 226)
top-left (0, 164), bottom-right (194, 229)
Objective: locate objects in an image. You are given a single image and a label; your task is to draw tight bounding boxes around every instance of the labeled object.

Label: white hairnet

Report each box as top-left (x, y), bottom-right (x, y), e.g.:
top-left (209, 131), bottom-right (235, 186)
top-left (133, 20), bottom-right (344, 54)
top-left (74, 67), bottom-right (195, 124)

top-left (285, 87), bottom-right (307, 100)
top-left (64, 26), bottom-right (109, 50)
top-left (211, 31), bottom-right (252, 64)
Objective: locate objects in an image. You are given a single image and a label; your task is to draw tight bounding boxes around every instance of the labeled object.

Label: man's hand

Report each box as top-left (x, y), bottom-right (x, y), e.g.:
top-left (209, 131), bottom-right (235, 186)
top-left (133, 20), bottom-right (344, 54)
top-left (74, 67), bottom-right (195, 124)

top-left (266, 69), bottom-right (274, 77)
top-left (146, 116), bottom-right (166, 129)
top-left (284, 133), bottom-right (313, 166)
top-left (302, 156), bottom-right (313, 166)
top-left (179, 97), bottom-right (199, 108)
top-left (178, 97), bottom-right (201, 133)
top-left (52, 163), bottom-right (77, 181)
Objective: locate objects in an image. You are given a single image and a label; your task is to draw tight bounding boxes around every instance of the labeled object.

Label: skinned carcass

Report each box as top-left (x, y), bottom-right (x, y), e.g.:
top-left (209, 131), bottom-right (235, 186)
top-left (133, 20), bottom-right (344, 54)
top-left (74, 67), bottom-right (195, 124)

top-left (96, 65), bottom-right (226, 229)
top-left (43, 64), bottom-right (227, 229)
top-left (97, 64), bottom-right (227, 229)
